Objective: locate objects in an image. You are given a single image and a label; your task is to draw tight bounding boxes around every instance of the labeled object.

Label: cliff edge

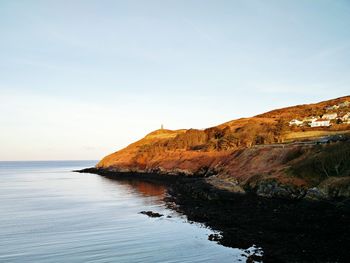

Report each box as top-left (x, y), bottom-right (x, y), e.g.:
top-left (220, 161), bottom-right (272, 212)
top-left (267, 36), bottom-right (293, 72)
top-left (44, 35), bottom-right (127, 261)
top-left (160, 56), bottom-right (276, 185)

top-left (95, 96), bottom-right (350, 200)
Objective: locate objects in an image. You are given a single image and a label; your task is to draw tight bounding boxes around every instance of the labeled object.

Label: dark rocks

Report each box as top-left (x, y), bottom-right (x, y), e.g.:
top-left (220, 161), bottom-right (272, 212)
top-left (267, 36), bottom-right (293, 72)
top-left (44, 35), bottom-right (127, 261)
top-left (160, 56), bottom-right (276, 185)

top-left (304, 178), bottom-right (350, 201)
top-left (76, 167), bottom-right (350, 202)
top-left (255, 180), bottom-right (306, 199)
top-left (76, 168), bottom-right (350, 262)
top-left (246, 254), bottom-right (263, 263)
top-left (304, 187), bottom-right (327, 200)
top-left (139, 211), bottom-right (163, 218)
top-left (208, 233), bottom-right (222, 242)
top-left (168, 177), bottom-right (350, 262)
top-left (74, 167), bottom-right (98, 173)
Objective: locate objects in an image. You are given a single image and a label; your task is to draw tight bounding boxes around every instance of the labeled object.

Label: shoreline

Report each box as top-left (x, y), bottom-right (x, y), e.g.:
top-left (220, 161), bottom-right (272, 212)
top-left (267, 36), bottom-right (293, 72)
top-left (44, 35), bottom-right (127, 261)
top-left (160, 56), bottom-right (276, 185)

top-left (76, 168), bottom-right (350, 262)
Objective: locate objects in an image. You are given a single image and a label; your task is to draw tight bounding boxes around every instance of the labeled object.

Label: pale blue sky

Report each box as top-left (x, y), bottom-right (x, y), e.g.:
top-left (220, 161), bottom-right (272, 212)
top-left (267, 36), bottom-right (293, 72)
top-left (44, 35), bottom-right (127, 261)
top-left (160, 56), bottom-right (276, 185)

top-left (1, 0), bottom-right (350, 160)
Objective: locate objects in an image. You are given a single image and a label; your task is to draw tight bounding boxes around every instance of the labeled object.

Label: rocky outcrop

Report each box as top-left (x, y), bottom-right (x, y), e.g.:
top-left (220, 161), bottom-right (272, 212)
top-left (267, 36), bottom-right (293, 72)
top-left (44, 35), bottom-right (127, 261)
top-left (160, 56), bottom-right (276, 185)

top-left (94, 96), bottom-right (350, 201)
top-left (139, 211), bottom-right (163, 218)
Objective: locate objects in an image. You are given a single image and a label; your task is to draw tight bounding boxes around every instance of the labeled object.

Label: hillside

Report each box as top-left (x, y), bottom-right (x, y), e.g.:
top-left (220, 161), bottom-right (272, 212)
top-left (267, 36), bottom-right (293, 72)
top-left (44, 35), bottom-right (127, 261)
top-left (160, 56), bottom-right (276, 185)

top-left (96, 96), bottom-right (350, 200)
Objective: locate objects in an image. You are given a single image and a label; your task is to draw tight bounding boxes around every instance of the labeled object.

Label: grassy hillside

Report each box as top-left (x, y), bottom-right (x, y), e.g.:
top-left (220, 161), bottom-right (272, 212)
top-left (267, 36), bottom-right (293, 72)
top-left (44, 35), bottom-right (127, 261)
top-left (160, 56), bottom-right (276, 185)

top-left (96, 96), bottom-right (350, 200)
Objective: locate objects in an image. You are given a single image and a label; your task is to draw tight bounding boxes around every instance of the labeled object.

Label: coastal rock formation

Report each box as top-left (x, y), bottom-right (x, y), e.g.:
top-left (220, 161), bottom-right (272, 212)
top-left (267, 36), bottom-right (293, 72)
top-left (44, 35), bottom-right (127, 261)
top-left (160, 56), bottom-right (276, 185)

top-left (139, 211), bottom-right (164, 218)
top-left (96, 96), bottom-right (350, 201)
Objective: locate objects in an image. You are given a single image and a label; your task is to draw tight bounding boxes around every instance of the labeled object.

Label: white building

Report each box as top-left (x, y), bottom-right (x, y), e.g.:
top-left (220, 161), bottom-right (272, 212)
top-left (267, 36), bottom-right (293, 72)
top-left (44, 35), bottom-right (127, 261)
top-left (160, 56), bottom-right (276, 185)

top-left (322, 113), bottom-right (337, 120)
top-left (289, 119), bottom-right (303, 126)
top-left (310, 119), bottom-right (331, 127)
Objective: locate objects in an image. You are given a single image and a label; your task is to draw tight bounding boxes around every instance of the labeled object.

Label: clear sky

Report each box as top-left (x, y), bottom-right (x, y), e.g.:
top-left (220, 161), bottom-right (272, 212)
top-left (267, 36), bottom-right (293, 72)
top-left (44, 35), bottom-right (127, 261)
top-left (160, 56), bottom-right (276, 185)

top-left (1, 0), bottom-right (350, 161)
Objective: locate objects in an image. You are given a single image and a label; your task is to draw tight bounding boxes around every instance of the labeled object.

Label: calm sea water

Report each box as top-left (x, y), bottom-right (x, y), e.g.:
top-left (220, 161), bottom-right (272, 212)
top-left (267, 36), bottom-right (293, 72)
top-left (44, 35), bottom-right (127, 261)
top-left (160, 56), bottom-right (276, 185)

top-left (0, 161), bottom-right (252, 263)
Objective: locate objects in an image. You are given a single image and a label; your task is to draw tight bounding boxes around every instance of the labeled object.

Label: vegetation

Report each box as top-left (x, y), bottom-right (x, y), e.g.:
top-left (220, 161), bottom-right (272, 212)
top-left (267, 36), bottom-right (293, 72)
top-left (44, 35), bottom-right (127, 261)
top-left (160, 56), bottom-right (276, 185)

top-left (98, 96), bottom-right (350, 185)
top-left (290, 143), bottom-right (350, 181)
top-left (132, 97), bottom-right (350, 156)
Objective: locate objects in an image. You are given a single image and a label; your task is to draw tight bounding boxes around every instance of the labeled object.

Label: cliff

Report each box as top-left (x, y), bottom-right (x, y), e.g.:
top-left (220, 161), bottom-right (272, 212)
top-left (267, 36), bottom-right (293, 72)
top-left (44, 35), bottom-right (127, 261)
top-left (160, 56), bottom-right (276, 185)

top-left (96, 96), bottom-right (350, 200)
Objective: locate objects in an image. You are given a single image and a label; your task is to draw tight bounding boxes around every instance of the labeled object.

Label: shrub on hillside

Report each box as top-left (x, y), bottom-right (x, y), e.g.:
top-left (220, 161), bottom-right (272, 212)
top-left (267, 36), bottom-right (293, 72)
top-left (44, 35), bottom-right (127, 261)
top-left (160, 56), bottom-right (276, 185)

top-left (290, 143), bottom-right (350, 182)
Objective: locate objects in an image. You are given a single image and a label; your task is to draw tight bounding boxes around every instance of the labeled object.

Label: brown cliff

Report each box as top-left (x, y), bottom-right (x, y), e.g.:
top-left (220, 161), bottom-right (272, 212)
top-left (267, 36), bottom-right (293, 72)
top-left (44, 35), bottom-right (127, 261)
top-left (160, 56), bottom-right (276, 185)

top-left (96, 96), bottom-right (350, 200)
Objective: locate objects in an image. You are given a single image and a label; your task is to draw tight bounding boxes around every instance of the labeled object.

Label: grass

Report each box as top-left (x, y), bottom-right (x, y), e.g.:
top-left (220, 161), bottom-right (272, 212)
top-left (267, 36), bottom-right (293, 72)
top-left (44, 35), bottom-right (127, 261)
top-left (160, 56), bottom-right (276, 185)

top-left (285, 130), bottom-right (350, 141)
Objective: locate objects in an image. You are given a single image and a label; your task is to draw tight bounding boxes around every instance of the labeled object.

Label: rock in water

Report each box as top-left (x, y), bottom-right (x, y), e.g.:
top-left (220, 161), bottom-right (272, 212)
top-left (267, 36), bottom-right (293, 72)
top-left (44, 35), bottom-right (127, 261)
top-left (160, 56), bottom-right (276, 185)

top-left (139, 211), bottom-right (163, 218)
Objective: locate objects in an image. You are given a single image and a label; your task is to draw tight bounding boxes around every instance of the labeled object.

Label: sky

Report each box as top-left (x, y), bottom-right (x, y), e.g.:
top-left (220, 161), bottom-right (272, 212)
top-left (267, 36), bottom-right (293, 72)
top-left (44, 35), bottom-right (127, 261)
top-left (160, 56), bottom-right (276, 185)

top-left (1, 0), bottom-right (350, 161)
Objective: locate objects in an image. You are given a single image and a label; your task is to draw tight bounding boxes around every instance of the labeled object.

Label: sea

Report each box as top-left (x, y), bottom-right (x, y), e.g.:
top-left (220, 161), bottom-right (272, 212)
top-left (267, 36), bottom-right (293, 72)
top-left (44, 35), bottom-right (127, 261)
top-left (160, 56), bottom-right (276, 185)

top-left (0, 161), bottom-right (255, 263)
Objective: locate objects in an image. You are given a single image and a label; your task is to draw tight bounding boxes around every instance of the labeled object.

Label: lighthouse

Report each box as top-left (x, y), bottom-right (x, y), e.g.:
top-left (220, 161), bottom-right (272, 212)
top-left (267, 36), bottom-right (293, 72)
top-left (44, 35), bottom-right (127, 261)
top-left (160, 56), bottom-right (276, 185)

top-left (161, 124), bottom-right (164, 130)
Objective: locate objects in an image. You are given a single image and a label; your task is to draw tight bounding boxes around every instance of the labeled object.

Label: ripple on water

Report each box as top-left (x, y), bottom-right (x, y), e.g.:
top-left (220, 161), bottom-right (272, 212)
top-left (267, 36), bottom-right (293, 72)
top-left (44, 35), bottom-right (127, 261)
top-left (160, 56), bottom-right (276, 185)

top-left (0, 161), bottom-right (258, 263)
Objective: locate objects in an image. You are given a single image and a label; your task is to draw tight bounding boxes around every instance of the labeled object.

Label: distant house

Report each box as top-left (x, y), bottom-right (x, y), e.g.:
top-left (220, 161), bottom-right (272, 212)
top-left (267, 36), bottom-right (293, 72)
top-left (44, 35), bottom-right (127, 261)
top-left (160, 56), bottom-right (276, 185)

top-left (322, 113), bottom-right (338, 120)
top-left (339, 101), bottom-right (350, 108)
top-left (310, 119), bottom-right (331, 127)
top-left (289, 119), bottom-right (303, 126)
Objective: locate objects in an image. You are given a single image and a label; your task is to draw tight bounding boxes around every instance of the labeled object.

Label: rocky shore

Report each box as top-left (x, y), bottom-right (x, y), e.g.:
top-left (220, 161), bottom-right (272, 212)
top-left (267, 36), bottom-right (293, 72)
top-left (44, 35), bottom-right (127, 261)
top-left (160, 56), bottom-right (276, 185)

top-left (76, 168), bottom-right (350, 262)
top-left (92, 97), bottom-right (350, 207)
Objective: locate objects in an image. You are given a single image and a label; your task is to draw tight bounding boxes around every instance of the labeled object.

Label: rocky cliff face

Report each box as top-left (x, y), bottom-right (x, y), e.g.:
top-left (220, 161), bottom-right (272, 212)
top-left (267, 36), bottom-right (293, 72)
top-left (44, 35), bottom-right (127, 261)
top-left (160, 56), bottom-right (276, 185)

top-left (96, 96), bottom-right (350, 200)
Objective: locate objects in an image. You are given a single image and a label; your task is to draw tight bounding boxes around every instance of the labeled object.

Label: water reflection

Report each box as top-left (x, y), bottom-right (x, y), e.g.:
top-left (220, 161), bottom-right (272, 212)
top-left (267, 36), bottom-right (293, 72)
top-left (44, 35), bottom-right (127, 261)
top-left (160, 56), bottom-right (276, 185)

top-left (0, 161), bottom-right (250, 263)
top-left (103, 178), bottom-right (166, 197)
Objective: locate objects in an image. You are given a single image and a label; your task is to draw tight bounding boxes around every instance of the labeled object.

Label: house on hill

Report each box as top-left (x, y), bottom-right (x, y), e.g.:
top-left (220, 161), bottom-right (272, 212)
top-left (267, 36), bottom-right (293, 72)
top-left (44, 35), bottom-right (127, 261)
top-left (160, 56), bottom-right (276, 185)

top-left (310, 119), bottom-right (331, 127)
top-left (322, 113), bottom-right (337, 120)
